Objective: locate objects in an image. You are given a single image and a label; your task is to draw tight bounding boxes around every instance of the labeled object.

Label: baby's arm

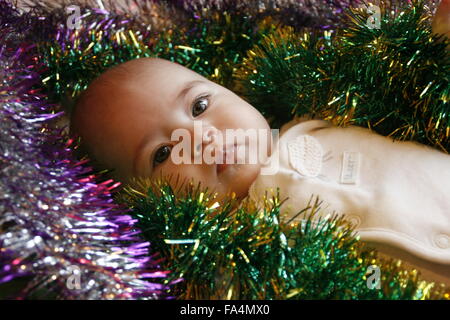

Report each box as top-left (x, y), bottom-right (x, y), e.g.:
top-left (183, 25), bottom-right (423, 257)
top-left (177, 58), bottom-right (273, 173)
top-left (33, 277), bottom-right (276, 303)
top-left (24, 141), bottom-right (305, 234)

top-left (280, 115), bottom-right (325, 136)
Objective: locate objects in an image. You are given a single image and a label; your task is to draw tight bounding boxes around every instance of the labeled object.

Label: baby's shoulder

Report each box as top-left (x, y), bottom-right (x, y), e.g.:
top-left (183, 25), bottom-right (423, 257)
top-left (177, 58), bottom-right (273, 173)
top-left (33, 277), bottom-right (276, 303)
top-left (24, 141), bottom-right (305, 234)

top-left (280, 118), bottom-right (332, 141)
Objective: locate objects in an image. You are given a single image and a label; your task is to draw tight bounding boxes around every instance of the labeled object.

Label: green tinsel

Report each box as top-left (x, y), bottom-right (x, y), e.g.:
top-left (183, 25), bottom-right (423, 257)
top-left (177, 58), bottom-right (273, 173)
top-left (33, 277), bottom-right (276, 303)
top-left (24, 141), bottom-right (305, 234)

top-left (32, 0), bottom-right (450, 299)
top-left (36, 8), bottom-right (157, 107)
top-left (236, 0), bottom-right (450, 153)
top-left (35, 1), bottom-right (273, 106)
top-left (154, 11), bottom-right (269, 91)
top-left (36, 0), bottom-right (448, 152)
top-left (117, 178), bottom-right (449, 300)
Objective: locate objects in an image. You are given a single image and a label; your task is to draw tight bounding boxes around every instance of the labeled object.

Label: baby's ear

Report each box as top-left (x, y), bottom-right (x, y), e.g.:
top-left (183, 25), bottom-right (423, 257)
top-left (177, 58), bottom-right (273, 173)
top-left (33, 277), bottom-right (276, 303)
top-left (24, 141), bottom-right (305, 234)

top-left (432, 0), bottom-right (450, 41)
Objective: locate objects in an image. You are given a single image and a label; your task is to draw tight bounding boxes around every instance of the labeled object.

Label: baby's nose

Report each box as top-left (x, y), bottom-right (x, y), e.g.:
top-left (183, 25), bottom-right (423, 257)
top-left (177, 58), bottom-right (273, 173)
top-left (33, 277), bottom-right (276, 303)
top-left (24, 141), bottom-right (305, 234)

top-left (202, 126), bottom-right (219, 144)
top-left (193, 126), bottom-right (222, 158)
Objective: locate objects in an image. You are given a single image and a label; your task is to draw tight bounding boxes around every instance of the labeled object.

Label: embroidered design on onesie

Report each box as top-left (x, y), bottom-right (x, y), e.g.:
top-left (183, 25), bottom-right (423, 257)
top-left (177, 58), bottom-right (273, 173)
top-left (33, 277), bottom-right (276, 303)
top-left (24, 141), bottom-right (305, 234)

top-left (287, 135), bottom-right (323, 177)
top-left (340, 151), bottom-right (361, 184)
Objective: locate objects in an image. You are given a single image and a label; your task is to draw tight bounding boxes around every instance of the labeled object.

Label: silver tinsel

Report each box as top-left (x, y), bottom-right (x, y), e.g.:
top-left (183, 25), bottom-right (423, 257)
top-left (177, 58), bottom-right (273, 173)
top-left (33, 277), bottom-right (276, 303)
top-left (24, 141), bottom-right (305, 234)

top-left (0, 0), bottom-right (169, 299)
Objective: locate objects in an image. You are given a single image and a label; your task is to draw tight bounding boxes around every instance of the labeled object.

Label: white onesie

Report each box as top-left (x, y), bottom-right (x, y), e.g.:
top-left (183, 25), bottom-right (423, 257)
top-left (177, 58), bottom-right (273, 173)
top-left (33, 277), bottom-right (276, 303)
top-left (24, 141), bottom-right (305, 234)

top-left (248, 119), bottom-right (450, 269)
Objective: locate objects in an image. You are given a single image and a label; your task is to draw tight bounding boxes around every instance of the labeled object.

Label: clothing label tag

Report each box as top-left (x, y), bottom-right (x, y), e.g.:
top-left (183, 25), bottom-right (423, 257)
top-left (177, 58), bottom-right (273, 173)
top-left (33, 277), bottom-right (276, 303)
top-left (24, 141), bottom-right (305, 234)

top-left (340, 151), bottom-right (360, 184)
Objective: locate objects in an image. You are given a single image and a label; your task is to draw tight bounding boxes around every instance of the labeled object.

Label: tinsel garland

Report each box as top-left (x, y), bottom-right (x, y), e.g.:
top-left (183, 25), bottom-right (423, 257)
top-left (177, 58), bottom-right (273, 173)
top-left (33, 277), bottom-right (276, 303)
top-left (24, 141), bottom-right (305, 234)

top-left (34, 0), bottom-right (448, 154)
top-left (26, 0), bottom-right (367, 107)
top-left (1, 0), bottom-right (449, 300)
top-left (0, 1), bottom-right (170, 299)
top-left (118, 178), bottom-right (449, 299)
top-left (174, 0), bottom-right (360, 30)
top-left (172, 0), bottom-right (440, 31)
top-left (236, 0), bottom-right (450, 152)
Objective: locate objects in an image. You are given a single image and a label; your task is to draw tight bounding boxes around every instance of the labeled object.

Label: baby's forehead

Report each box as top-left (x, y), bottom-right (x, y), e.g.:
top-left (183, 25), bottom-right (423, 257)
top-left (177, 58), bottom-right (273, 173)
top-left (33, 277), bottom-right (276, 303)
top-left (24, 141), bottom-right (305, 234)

top-left (93, 58), bottom-right (203, 95)
top-left (78, 58), bottom-right (212, 123)
top-left (106, 58), bottom-right (193, 80)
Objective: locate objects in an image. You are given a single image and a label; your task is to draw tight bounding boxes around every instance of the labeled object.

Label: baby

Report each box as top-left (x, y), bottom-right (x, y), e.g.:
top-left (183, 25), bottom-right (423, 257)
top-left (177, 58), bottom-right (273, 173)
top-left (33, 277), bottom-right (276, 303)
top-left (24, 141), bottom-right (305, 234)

top-left (70, 56), bottom-right (450, 280)
top-left (70, 4), bottom-right (450, 283)
top-left (70, 57), bottom-right (272, 202)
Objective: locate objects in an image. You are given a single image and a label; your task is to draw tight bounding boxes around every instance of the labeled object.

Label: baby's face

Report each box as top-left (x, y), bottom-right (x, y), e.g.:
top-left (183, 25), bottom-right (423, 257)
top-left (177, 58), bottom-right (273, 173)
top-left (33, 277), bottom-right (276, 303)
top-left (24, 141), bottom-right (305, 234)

top-left (71, 58), bottom-right (272, 200)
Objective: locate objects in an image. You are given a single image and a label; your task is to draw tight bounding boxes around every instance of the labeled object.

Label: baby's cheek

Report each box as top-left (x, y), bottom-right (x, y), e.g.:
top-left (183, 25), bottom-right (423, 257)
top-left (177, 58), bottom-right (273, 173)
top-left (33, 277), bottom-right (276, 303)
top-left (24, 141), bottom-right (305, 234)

top-left (432, 0), bottom-right (450, 39)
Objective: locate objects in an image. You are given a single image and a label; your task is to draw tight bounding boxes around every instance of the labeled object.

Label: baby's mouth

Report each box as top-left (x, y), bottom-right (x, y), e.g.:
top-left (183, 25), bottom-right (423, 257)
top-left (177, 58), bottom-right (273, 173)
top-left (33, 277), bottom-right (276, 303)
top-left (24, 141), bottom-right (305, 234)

top-left (216, 162), bottom-right (228, 175)
top-left (216, 143), bottom-right (237, 175)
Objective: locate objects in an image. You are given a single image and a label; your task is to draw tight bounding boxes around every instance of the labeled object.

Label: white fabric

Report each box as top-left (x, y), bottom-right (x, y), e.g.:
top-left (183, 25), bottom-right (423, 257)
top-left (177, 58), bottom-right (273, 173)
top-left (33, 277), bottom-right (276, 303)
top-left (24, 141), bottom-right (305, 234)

top-left (248, 119), bottom-right (450, 265)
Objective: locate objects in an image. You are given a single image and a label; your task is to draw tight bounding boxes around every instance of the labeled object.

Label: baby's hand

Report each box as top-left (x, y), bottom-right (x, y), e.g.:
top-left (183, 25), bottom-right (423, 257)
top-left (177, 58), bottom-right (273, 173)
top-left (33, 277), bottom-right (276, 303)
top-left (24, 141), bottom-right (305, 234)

top-left (432, 0), bottom-right (450, 41)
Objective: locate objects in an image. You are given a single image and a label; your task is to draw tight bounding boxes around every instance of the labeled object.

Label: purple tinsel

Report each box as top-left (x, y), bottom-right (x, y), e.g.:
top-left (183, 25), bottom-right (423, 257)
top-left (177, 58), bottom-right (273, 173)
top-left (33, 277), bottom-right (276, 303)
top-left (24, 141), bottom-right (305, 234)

top-left (0, 0), bottom-right (170, 299)
top-left (173, 0), bottom-right (364, 30)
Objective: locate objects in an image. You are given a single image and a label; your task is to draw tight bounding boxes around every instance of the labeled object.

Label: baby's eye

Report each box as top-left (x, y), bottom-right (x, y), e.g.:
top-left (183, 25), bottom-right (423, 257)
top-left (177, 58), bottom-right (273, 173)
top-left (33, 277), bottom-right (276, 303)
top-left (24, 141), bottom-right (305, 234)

top-left (192, 95), bottom-right (210, 117)
top-left (153, 145), bottom-right (172, 166)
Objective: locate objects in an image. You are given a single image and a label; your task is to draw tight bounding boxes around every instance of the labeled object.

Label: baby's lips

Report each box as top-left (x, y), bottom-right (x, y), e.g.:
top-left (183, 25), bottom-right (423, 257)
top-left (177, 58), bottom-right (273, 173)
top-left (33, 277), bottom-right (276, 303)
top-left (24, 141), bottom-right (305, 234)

top-left (214, 143), bottom-right (234, 163)
top-left (212, 144), bottom-right (224, 163)
top-left (216, 162), bottom-right (228, 175)
top-left (225, 144), bottom-right (237, 164)
top-left (216, 146), bottom-right (229, 175)
top-left (215, 144), bottom-right (237, 175)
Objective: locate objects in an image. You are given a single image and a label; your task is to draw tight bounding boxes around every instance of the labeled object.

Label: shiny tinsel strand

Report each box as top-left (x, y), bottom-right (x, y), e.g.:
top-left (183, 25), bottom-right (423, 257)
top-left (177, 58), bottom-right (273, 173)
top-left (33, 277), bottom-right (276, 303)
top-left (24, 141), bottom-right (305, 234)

top-left (30, 0), bottom-right (382, 109)
top-left (236, 0), bottom-right (450, 152)
top-left (0, 0), bottom-right (170, 299)
top-left (117, 176), bottom-right (450, 300)
top-left (175, 0), bottom-right (366, 30)
top-left (3, 0), bottom-right (449, 300)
